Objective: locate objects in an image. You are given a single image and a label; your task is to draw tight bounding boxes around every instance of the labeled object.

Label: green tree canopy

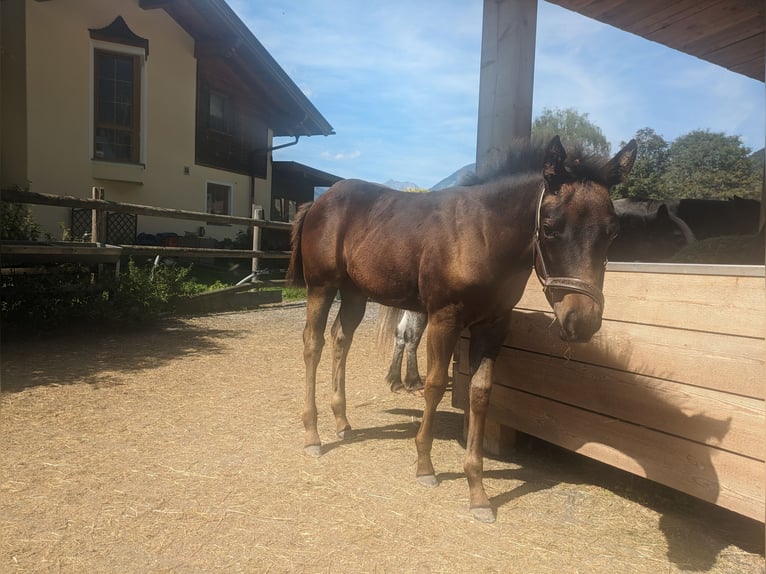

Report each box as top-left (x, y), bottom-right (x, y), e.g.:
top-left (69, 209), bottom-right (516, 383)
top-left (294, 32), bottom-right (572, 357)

top-left (532, 107), bottom-right (610, 156)
top-left (662, 130), bottom-right (760, 200)
top-left (612, 127), bottom-right (669, 199)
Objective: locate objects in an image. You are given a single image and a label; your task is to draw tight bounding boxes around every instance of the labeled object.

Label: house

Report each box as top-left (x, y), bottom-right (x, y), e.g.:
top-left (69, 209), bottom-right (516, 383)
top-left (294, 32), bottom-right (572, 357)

top-left (0, 0), bottom-right (335, 243)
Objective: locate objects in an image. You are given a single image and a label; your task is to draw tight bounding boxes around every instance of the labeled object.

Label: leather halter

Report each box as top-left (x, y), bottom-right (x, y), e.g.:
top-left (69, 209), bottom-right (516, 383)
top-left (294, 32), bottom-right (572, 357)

top-left (532, 184), bottom-right (606, 311)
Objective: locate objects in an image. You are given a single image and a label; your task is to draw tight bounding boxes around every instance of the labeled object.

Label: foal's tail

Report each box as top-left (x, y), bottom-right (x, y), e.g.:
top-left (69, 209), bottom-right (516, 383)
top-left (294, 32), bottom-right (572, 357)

top-left (375, 305), bottom-right (405, 354)
top-left (286, 202), bottom-right (313, 288)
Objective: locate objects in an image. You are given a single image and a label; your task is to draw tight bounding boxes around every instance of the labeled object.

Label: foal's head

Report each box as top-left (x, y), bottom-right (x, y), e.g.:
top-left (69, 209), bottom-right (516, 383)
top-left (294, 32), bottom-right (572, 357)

top-left (535, 136), bottom-right (637, 342)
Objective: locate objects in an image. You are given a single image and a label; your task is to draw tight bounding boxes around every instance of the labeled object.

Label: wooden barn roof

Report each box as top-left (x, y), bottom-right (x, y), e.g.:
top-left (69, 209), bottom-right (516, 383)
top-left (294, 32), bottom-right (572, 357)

top-left (548, 0), bottom-right (765, 82)
top-left (139, 0), bottom-right (335, 137)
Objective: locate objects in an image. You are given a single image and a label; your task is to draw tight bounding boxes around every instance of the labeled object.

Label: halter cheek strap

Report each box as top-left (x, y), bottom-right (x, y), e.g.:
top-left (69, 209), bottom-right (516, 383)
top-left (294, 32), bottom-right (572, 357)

top-left (532, 185), bottom-right (606, 311)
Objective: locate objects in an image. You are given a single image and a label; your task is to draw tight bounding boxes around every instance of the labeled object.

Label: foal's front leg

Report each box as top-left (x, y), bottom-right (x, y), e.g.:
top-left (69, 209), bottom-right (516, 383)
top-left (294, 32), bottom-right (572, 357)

top-left (464, 317), bottom-right (510, 523)
top-left (464, 356), bottom-right (496, 522)
top-left (329, 290), bottom-right (367, 438)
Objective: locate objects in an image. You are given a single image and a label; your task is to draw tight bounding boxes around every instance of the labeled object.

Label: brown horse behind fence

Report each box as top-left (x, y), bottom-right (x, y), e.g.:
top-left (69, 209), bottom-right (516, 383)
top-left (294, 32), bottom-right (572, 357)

top-left (287, 135), bottom-right (637, 522)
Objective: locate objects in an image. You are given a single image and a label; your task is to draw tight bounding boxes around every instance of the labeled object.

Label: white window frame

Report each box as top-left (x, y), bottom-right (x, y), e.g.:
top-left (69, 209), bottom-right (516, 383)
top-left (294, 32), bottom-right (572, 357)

top-left (205, 180), bottom-right (233, 223)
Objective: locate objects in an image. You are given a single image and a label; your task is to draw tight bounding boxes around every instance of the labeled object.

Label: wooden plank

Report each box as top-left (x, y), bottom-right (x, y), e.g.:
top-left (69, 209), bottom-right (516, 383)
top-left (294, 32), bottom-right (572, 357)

top-left (458, 311), bottom-right (764, 399)
top-left (704, 33), bottom-right (765, 68)
top-left (645, 1), bottom-right (755, 47)
top-left (681, 15), bottom-right (763, 55)
top-left (504, 310), bottom-right (765, 399)
top-left (492, 346), bottom-right (764, 460)
top-left (0, 242), bottom-right (123, 264)
top-left (454, 335), bottom-right (763, 460)
top-left (518, 271), bottom-right (765, 338)
top-left (487, 386), bottom-right (765, 521)
top-left (119, 245), bottom-right (291, 259)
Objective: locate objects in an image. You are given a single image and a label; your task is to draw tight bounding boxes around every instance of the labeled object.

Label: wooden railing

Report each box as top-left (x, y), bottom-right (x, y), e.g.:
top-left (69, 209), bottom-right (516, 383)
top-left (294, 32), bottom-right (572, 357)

top-left (0, 187), bottom-right (294, 281)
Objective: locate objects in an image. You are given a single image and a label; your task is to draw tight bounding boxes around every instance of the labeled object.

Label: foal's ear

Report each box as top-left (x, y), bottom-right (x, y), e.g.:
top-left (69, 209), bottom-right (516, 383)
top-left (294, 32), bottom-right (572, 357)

top-left (605, 139), bottom-right (638, 186)
top-left (543, 135), bottom-right (567, 186)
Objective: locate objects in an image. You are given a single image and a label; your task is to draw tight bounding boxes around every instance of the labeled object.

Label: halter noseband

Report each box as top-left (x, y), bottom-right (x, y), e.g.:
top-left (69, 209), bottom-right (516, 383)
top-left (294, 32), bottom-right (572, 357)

top-left (532, 184), bottom-right (606, 311)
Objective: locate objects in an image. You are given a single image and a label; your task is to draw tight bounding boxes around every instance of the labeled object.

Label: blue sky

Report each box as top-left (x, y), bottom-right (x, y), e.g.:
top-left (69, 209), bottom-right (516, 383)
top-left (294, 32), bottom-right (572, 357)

top-left (229, 0), bottom-right (764, 190)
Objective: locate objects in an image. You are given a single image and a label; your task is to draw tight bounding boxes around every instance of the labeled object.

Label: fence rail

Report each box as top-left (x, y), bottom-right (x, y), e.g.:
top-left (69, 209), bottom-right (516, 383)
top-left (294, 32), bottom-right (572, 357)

top-left (0, 188), bottom-right (292, 231)
top-left (0, 187), bottom-right (294, 278)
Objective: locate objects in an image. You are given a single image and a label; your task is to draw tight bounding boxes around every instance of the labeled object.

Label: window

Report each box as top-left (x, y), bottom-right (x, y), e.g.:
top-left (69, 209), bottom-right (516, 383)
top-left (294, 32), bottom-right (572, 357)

top-left (206, 182), bottom-right (232, 220)
top-left (94, 49), bottom-right (141, 163)
top-left (271, 198), bottom-right (298, 222)
top-left (208, 91), bottom-right (228, 133)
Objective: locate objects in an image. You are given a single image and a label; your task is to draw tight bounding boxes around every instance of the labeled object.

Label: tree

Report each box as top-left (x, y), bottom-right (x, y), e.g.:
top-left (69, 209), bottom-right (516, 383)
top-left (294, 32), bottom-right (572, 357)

top-left (532, 107), bottom-right (610, 156)
top-left (662, 130), bottom-right (760, 200)
top-left (611, 128), bottom-right (669, 199)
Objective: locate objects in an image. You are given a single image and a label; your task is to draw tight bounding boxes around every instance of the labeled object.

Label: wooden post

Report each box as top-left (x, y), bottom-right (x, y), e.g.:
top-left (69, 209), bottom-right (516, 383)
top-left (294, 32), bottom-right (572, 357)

top-left (475, 0), bottom-right (537, 179)
top-left (91, 187), bottom-right (105, 244)
top-left (762, 5), bottom-right (765, 535)
top-left (251, 205), bottom-right (264, 279)
top-left (469, 0), bottom-right (537, 452)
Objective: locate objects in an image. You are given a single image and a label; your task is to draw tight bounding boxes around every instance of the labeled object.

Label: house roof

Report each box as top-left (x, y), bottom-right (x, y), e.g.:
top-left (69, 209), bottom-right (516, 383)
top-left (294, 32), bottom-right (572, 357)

top-left (548, 0), bottom-right (764, 82)
top-left (139, 0), bottom-right (334, 137)
top-left (273, 161), bottom-right (343, 186)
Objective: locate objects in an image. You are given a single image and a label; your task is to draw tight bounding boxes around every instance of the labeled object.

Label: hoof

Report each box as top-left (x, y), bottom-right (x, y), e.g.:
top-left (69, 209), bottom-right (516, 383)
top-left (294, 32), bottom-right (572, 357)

top-left (388, 381), bottom-right (405, 393)
top-left (470, 506), bottom-right (496, 523)
top-left (416, 474), bottom-right (438, 488)
top-left (404, 381), bottom-right (425, 393)
top-left (304, 444), bottom-right (322, 457)
top-left (336, 426), bottom-right (352, 440)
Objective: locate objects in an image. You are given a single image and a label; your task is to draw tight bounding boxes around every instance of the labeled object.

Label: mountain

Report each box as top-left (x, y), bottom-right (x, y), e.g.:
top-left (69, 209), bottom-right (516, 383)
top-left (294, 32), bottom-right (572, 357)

top-left (430, 163), bottom-right (475, 191)
top-left (383, 179), bottom-right (422, 191)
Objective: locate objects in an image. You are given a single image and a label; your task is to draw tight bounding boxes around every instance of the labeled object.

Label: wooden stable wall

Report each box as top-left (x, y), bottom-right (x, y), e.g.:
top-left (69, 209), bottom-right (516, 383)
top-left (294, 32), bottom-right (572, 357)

top-left (452, 262), bottom-right (766, 521)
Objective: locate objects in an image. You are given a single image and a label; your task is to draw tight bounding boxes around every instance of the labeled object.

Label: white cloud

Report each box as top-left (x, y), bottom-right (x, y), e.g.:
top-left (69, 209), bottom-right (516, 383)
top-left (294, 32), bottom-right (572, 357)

top-left (320, 150), bottom-right (361, 161)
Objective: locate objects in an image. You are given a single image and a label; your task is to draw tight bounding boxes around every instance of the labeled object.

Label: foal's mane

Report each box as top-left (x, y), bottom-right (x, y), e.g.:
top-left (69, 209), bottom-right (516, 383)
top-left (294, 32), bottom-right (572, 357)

top-left (464, 135), bottom-right (618, 187)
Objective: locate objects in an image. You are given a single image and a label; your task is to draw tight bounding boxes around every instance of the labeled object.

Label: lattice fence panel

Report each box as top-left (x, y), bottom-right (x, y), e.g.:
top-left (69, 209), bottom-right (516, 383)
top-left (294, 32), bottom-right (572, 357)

top-left (70, 209), bottom-right (137, 244)
top-left (107, 212), bottom-right (137, 244)
top-left (71, 208), bottom-right (92, 241)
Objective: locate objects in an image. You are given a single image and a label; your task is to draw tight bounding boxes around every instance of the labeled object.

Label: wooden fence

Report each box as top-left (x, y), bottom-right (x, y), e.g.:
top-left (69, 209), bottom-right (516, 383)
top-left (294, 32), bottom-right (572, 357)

top-left (0, 187), bottom-right (293, 281)
top-left (452, 262), bottom-right (766, 522)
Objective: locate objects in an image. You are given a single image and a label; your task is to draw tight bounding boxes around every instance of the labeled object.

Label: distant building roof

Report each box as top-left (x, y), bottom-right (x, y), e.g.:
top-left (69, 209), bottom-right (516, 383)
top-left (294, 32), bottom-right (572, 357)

top-left (141, 0), bottom-right (335, 137)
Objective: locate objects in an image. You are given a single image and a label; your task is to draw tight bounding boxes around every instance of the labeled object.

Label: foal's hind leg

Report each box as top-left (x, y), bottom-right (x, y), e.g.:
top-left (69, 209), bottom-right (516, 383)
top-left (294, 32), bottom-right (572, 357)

top-left (415, 309), bottom-right (460, 486)
top-left (384, 316), bottom-right (407, 392)
top-left (329, 288), bottom-right (367, 439)
top-left (302, 286), bottom-right (335, 457)
top-left (402, 311), bottom-right (426, 391)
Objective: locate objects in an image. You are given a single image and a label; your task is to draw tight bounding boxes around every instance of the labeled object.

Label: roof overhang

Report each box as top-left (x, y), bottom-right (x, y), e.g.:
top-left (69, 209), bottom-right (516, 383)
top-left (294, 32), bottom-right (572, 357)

top-left (140, 0), bottom-right (335, 136)
top-left (548, 0), bottom-right (764, 82)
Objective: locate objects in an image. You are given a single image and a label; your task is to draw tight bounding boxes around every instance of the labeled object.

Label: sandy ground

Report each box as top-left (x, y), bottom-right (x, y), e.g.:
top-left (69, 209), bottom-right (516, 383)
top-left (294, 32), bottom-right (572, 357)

top-left (1, 303), bottom-right (763, 573)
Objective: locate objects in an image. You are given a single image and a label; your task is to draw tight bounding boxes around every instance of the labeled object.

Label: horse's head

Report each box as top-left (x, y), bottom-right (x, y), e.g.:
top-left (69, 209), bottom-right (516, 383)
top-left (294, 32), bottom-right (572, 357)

top-left (534, 136), bottom-right (637, 342)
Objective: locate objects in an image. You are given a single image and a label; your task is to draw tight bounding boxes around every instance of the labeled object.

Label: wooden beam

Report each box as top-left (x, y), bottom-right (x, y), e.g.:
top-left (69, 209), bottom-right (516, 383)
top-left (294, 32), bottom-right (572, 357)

top-left (475, 0), bottom-right (537, 178)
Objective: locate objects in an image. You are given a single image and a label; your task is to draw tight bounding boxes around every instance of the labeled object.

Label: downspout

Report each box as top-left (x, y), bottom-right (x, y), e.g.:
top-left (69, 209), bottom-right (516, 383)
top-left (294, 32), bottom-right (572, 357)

top-left (249, 134), bottom-right (301, 207)
top-left (242, 134), bottom-right (302, 285)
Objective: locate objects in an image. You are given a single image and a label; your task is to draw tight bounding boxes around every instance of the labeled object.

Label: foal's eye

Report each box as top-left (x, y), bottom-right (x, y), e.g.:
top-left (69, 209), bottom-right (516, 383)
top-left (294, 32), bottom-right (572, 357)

top-left (542, 224), bottom-right (558, 239)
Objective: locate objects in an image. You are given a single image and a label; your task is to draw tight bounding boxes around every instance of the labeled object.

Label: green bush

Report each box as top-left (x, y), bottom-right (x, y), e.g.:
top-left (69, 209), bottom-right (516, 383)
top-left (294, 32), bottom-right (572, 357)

top-left (0, 259), bottom-right (207, 334)
top-left (0, 200), bottom-right (41, 241)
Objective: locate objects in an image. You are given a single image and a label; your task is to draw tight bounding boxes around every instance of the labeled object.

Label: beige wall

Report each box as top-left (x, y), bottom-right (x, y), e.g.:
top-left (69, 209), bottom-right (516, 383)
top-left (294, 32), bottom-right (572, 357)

top-left (1, 0), bottom-right (28, 188)
top-left (12, 0), bottom-right (273, 242)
